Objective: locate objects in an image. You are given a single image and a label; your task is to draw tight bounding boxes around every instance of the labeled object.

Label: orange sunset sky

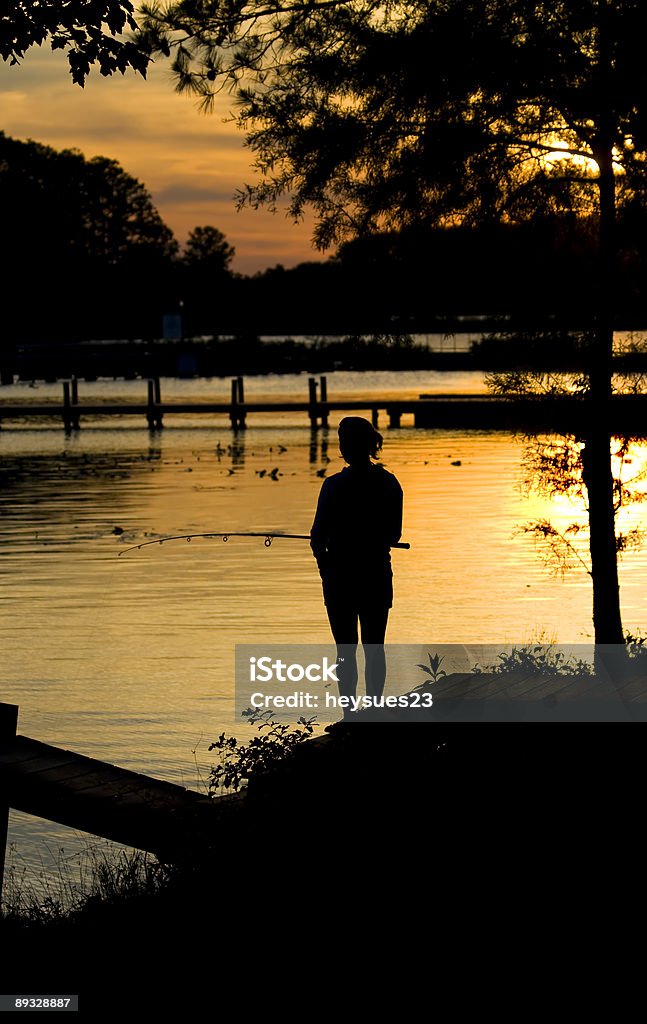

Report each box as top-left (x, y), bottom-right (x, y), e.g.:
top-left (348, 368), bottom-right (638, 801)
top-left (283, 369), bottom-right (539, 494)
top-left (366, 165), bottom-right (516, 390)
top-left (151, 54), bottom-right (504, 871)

top-left (0, 46), bottom-right (318, 274)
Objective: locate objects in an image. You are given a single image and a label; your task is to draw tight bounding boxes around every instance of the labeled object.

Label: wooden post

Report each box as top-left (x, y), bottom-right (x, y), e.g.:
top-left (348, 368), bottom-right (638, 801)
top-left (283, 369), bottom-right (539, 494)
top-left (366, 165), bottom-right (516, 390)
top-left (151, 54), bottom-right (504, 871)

top-left (308, 377), bottom-right (319, 428)
top-left (0, 703), bottom-right (18, 907)
top-left (62, 380), bottom-right (72, 431)
top-left (71, 376), bottom-right (80, 430)
top-left (153, 376), bottom-right (163, 429)
top-left (230, 378), bottom-right (239, 429)
top-left (372, 407), bottom-right (379, 428)
top-left (146, 379), bottom-right (156, 430)
top-left (388, 406), bottom-right (402, 428)
top-left (319, 375), bottom-right (329, 428)
top-left (236, 376), bottom-right (246, 429)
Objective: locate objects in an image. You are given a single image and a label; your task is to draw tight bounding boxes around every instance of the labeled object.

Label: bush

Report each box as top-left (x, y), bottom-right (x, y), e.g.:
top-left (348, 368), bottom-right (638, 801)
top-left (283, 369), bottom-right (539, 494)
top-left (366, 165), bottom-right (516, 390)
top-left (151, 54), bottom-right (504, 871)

top-left (474, 645), bottom-right (591, 677)
top-left (208, 708), bottom-right (318, 793)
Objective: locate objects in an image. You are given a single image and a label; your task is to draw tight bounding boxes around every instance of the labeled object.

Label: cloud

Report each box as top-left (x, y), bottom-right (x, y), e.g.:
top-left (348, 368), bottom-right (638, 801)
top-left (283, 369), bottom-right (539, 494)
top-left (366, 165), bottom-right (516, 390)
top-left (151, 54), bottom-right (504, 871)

top-left (153, 183), bottom-right (236, 205)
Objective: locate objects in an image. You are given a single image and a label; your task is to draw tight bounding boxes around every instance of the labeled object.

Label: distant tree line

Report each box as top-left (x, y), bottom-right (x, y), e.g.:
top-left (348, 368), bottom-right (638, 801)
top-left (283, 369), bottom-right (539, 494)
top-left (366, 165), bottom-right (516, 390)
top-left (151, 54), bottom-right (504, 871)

top-left (3, 132), bottom-right (647, 351)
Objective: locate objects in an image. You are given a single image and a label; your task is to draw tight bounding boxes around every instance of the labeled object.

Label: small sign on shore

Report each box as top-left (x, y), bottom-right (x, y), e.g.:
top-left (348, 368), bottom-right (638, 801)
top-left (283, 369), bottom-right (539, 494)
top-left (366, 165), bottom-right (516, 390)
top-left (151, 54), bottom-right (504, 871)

top-left (162, 314), bottom-right (183, 341)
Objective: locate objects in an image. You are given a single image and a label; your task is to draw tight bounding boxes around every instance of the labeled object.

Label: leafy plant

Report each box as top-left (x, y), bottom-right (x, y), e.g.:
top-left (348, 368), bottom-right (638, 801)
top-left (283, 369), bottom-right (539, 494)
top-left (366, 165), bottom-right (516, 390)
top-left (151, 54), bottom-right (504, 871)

top-left (416, 652), bottom-right (447, 685)
top-left (208, 708), bottom-right (318, 794)
top-left (625, 631), bottom-right (647, 662)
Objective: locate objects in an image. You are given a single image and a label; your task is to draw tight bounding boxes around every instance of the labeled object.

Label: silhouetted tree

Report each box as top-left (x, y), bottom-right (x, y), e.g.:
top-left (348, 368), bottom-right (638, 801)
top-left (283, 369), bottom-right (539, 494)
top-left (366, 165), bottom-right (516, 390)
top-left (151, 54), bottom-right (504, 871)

top-left (0, 133), bottom-right (178, 342)
top-left (178, 226), bottom-right (236, 334)
top-left (142, 0), bottom-right (647, 649)
top-left (183, 226), bottom-right (235, 273)
top-left (1, 0), bottom-right (150, 84)
top-left (81, 156), bottom-right (179, 266)
top-left (0, 134), bottom-right (177, 263)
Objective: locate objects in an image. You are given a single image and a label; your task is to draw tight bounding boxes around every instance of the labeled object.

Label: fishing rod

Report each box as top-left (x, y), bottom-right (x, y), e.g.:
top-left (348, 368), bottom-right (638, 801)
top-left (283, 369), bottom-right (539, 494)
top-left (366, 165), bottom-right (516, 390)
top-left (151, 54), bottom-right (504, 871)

top-left (117, 532), bottom-right (411, 556)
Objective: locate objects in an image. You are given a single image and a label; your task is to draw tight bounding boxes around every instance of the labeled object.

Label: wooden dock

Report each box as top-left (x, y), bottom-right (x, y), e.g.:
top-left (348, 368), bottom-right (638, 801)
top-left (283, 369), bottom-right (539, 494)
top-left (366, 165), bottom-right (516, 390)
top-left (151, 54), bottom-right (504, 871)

top-left (0, 703), bottom-right (244, 901)
top-left (354, 666), bottom-right (647, 722)
top-left (3, 376), bottom-right (647, 432)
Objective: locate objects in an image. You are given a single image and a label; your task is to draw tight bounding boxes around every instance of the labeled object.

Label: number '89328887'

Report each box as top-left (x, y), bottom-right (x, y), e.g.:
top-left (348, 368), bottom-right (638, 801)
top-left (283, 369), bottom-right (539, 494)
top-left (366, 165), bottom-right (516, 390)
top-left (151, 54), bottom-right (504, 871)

top-left (14, 998), bottom-right (74, 1010)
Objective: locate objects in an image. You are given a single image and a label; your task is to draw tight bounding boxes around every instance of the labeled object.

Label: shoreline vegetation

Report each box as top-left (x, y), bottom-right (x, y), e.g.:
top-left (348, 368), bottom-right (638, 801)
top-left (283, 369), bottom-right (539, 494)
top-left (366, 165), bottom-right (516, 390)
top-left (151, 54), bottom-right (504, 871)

top-left (4, 328), bottom-right (647, 383)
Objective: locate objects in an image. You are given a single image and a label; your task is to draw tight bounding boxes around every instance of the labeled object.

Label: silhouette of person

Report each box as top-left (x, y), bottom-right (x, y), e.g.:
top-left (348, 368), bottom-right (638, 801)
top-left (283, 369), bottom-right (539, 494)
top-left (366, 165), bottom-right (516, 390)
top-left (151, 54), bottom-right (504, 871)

top-left (310, 416), bottom-right (403, 715)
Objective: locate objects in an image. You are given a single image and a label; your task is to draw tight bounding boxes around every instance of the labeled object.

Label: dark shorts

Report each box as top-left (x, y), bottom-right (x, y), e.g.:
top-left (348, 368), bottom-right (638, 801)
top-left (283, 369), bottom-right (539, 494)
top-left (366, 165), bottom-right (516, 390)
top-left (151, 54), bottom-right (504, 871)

top-left (321, 568), bottom-right (393, 611)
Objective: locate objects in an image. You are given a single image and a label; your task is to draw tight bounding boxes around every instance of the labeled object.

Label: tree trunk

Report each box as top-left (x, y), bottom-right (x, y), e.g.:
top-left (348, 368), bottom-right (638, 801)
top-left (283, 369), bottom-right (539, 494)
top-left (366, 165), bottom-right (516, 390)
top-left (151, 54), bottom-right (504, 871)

top-left (586, 132), bottom-right (625, 653)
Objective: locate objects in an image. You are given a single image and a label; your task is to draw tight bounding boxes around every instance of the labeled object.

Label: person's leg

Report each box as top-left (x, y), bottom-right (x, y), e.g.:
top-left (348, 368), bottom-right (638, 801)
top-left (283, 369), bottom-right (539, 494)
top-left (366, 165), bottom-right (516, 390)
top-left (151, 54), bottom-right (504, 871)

top-left (326, 602), bottom-right (359, 709)
top-left (359, 604), bottom-right (390, 699)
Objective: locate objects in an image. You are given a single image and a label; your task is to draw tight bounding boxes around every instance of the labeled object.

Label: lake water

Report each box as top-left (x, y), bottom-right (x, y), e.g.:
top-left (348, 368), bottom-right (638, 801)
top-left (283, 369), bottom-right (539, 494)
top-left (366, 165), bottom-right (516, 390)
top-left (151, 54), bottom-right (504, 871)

top-left (3, 369), bottom-right (647, 901)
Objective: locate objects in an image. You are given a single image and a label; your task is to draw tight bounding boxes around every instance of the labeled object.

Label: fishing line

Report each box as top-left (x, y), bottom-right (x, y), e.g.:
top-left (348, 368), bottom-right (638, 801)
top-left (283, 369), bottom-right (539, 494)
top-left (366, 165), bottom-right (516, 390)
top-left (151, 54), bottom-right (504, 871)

top-left (117, 532), bottom-right (410, 556)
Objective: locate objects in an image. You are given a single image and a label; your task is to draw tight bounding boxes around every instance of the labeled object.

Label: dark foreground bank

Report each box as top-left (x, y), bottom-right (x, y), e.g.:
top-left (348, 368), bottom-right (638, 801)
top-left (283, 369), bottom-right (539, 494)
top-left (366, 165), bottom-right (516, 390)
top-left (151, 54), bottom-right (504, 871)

top-left (2, 725), bottom-right (641, 1010)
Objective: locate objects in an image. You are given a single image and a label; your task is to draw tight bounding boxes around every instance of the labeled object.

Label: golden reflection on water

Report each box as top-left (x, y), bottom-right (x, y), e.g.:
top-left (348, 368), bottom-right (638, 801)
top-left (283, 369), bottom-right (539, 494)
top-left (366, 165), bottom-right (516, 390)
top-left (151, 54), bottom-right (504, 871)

top-left (3, 425), bottom-right (647, 761)
top-left (3, 423), bottom-right (647, 757)
top-left (3, 420), bottom-right (647, 881)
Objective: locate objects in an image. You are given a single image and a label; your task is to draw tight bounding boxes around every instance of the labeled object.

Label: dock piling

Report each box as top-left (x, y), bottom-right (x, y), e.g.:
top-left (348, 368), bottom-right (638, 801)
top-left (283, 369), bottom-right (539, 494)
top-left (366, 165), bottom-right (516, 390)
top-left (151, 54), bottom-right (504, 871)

top-left (0, 702), bottom-right (18, 906)
top-left (70, 376), bottom-right (80, 429)
top-left (308, 377), bottom-right (319, 428)
top-left (62, 380), bottom-right (74, 432)
top-left (230, 377), bottom-right (246, 430)
top-left (237, 376), bottom-right (246, 428)
top-left (146, 377), bottom-right (163, 430)
top-left (146, 380), bottom-right (158, 430)
top-left (147, 379), bottom-right (155, 429)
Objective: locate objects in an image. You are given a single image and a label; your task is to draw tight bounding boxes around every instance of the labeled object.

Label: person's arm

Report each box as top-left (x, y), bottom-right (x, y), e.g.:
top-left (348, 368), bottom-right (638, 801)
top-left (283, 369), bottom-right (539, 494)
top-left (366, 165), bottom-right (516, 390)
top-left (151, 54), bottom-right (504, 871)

top-left (388, 477), bottom-right (403, 546)
top-left (310, 479), bottom-right (331, 567)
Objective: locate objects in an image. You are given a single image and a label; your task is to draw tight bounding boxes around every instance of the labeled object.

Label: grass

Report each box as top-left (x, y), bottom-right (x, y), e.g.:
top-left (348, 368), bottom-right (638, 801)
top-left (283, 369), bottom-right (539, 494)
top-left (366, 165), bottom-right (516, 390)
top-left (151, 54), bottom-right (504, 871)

top-left (2, 839), bottom-right (165, 926)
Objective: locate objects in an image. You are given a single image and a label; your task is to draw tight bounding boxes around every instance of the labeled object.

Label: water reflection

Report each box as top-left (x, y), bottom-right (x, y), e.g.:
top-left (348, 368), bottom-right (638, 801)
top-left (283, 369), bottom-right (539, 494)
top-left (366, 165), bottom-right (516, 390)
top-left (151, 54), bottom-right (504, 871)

top-left (309, 427), bottom-right (331, 464)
